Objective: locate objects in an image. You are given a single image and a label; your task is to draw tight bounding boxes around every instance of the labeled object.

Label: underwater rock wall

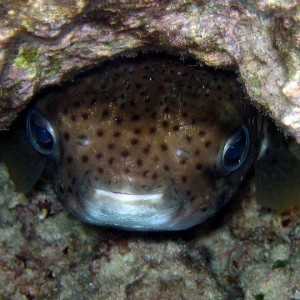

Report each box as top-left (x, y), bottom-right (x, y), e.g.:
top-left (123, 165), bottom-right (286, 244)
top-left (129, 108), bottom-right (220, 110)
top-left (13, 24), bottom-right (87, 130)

top-left (0, 0), bottom-right (299, 140)
top-left (0, 1), bottom-right (300, 299)
top-left (0, 163), bottom-right (300, 299)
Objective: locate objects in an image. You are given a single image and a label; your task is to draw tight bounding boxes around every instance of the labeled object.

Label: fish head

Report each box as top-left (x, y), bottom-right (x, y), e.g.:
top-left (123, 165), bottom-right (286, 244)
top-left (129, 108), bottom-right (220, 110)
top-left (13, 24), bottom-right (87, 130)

top-left (25, 58), bottom-right (263, 230)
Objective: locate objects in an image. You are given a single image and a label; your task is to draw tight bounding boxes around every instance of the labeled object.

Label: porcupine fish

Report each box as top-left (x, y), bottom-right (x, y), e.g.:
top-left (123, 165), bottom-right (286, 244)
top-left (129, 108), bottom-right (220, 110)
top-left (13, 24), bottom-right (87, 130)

top-left (1, 56), bottom-right (300, 230)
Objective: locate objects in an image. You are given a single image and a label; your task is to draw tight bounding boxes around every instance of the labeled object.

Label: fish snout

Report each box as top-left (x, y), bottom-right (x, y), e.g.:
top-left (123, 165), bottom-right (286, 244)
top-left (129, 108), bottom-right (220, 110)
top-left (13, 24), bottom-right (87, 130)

top-left (55, 174), bottom-right (193, 230)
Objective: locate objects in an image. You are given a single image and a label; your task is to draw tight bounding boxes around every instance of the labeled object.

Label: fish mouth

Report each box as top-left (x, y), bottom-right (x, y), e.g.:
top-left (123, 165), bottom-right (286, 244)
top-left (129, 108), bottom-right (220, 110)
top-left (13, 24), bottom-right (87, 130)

top-left (62, 185), bottom-right (202, 230)
top-left (94, 189), bottom-right (165, 203)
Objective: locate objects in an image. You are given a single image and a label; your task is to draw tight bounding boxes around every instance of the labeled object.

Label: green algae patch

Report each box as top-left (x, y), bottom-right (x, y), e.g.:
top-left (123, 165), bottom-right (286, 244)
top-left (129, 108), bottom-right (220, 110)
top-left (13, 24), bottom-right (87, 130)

top-left (272, 259), bottom-right (288, 269)
top-left (14, 46), bottom-right (40, 69)
top-left (255, 293), bottom-right (265, 300)
top-left (14, 46), bottom-right (40, 78)
top-left (44, 57), bottom-right (61, 78)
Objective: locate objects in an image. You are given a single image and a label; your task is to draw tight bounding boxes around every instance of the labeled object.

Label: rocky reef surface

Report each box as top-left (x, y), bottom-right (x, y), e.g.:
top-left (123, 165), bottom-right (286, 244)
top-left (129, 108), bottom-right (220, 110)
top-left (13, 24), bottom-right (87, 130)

top-left (0, 0), bottom-right (300, 299)
top-left (0, 164), bottom-right (300, 299)
top-left (0, 0), bottom-right (299, 140)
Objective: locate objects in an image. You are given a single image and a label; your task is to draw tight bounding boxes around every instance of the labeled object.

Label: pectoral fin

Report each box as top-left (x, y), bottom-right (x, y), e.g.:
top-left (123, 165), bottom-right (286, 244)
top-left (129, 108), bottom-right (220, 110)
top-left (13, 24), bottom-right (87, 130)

top-left (0, 129), bottom-right (46, 193)
top-left (255, 127), bottom-right (300, 212)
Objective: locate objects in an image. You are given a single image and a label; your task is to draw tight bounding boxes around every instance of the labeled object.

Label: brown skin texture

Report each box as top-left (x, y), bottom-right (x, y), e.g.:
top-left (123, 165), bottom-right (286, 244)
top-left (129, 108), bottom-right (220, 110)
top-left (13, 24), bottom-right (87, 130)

top-left (31, 57), bottom-right (261, 230)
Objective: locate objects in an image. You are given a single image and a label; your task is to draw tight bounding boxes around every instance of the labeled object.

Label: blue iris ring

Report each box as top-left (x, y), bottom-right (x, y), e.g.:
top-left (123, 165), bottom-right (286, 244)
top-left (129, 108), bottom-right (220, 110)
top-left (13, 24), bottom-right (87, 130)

top-left (26, 109), bottom-right (56, 155)
top-left (221, 125), bottom-right (250, 173)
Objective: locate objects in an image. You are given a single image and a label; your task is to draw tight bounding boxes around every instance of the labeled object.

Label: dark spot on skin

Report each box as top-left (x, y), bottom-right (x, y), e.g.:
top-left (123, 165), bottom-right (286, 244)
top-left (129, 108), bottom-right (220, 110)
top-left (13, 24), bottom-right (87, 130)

top-left (160, 143), bottom-right (168, 151)
top-left (173, 125), bottom-right (180, 131)
top-left (134, 128), bottom-right (141, 135)
top-left (150, 127), bottom-right (156, 134)
top-left (124, 168), bottom-right (130, 173)
top-left (143, 75), bottom-right (150, 81)
top-left (194, 149), bottom-right (200, 156)
top-left (136, 159), bottom-right (143, 167)
top-left (186, 190), bottom-right (191, 196)
top-left (185, 135), bottom-right (192, 143)
top-left (121, 150), bottom-right (129, 157)
top-left (130, 100), bottom-right (136, 106)
top-left (81, 155), bottom-right (89, 163)
top-left (205, 141), bottom-right (211, 148)
top-left (63, 108), bottom-right (69, 115)
top-left (96, 153), bottom-right (103, 160)
top-left (98, 167), bottom-right (104, 174)
top-left (71, 115), bottom-right (77, 122)
top-left (196, 163), bottom-right (203, 171)
top-left (180, 159), bottom-right (187, 165)
top-left (162, 120), bottom-right (169, 128)
top-left (67, 156), bottom-right (73, 164)
top-left (108, 158), bottom-right (115, 165)
top-left (113, 131), bottom-right (121, 138)
top-left (182, 112), bottom-right (188, 118)
top-left (90, 97), bottom-right (97, 106)
top-left (102, 109), bottom-right (109, 119)
top-left (81, 113), bottom-right (89, 120)
top-left (64, 132), bottom-right (70, 141)
top-left (181, 176), bottom-right (187, 183)
top-left (198, 130), bottom-right (205, 136)
top-left (68, 186), bottom-right (73, 194)
top-left (74, 101), bottom-right (80, 108)
top-left (152, 173), bottom-right (158, 180)
top-left (115, 117), bottom-right (123, 125)
top-left (131, 114), bottom-right (140, 121)
top-left (164, 107), bottom-right (170, 113)
top-left (191, 196), bottom-right (197, 201)
top-left (107, 143), bottom-right (115, 150)
top-left (143, 144), bottom-right (151, 154)
top-left (201, 206), bottom-right (208, 212)
top-left (135, 83), bottom-right (141, 89)
top-left (164, 165), bottom-right (170, 171)
top-left (151, 112), bottom-right (157, 119)
top-left (131, 138), bottom-right (139, 146)
top-left (97, 129), bottom-right (104, 137)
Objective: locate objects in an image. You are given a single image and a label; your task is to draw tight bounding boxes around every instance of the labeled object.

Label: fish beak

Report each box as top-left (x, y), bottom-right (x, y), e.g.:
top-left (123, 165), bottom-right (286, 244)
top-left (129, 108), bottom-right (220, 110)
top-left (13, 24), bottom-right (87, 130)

top-left (77, 186), bottom-right (184, 230)
top-left (58, 178), bottom-right (208, 230)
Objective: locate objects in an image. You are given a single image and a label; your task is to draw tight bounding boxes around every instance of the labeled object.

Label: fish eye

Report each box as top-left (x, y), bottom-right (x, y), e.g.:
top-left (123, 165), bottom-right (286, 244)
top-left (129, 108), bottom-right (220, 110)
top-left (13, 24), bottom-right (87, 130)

top-left (221, 125), bottom-right (250, 173)
top-left (26, 109), bottom-right (56, 155)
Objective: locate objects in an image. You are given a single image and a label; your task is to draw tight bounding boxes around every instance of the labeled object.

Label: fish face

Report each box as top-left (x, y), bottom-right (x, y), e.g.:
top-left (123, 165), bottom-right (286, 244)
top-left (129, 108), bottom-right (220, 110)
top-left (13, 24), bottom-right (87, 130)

top-left (26, 57), bottom-right (262, 230)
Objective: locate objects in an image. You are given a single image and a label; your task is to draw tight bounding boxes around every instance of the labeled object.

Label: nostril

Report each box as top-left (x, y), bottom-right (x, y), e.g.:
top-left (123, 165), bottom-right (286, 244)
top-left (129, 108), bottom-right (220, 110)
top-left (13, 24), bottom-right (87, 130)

top-left (175, 148), bottom-right (190, 160)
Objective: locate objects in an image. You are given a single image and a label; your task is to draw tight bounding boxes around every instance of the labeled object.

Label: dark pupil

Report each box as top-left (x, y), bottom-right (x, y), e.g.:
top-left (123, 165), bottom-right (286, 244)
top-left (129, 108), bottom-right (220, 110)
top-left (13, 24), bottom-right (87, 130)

top-left (224, 131), bottom-right (246, 166)
top-left (32, 121), bottom-right (53, 150)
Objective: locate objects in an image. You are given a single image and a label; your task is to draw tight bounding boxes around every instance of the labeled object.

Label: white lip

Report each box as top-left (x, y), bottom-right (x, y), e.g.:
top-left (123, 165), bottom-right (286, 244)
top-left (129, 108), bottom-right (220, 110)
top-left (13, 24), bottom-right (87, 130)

top-left (79, 186), bottom-right (184, 230)
top-left (94, 189), bottom-right (164, 202)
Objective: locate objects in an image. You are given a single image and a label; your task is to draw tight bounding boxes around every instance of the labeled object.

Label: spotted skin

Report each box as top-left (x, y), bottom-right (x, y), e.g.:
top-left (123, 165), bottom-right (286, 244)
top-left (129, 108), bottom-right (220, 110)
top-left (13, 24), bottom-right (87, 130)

top-left (33, 57), bottom-right (262, 230)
